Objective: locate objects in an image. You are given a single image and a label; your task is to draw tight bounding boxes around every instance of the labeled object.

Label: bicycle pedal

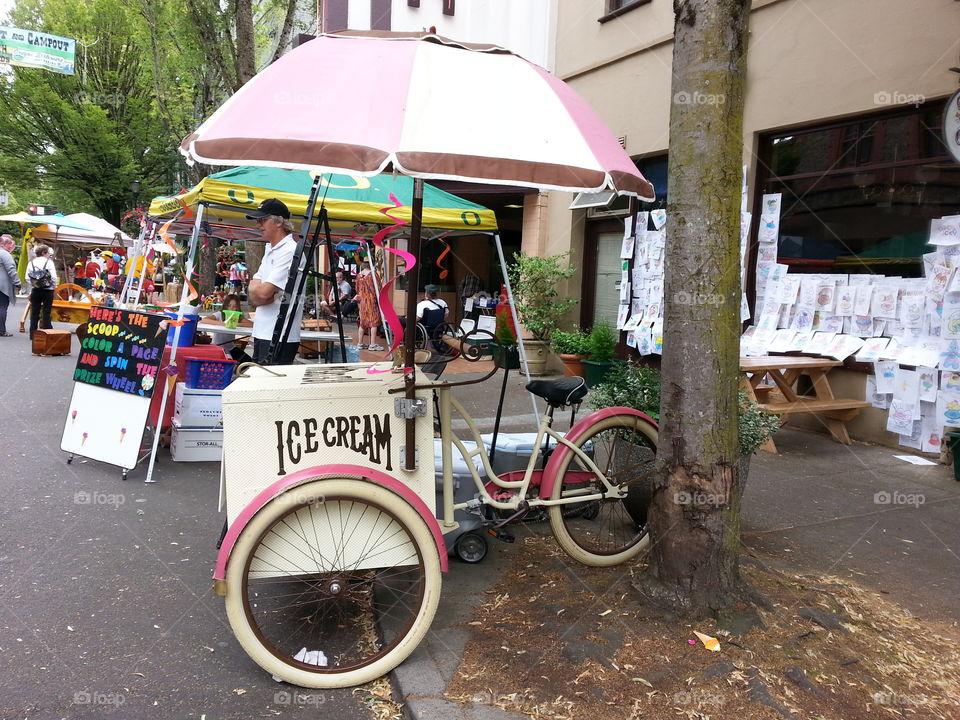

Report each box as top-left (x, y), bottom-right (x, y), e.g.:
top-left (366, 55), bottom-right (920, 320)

top-left (487, 527), bottom-right (515, 543)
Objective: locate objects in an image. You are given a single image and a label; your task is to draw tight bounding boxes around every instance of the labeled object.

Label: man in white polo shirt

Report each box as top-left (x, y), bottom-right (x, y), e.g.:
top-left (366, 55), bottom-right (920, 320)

top-left (245, 198), bottom-right (303, 365)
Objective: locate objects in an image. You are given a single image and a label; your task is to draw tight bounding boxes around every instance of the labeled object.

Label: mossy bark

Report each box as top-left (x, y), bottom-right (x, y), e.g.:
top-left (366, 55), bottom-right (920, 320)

top-left (643, 0), bottom-right (751, 615)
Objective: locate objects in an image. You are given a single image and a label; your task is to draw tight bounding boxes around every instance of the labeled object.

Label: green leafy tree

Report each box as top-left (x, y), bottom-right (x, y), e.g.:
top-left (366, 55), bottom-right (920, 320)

top-left (0, 0), bottom-right (172, 226)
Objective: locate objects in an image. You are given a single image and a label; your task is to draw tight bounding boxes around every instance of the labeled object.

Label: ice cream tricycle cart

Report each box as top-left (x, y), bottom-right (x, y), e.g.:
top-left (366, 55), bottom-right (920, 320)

top-left (213, 358), bottom-right (657, 687)
top-left (180, 31), bottom-right (658, 688)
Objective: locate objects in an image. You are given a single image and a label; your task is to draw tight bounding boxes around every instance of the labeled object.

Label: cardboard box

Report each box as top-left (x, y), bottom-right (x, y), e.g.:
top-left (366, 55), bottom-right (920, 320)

top-left (174, 382), bottom-right (223, 427)
top-left (171, 419), bottom-right (223, 462)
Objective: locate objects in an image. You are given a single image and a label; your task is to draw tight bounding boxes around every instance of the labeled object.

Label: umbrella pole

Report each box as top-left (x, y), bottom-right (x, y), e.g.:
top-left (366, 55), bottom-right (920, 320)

top-left (403, 178), bottom-right (424, 472)
top-left (493, 232), bottom-right (539, 424)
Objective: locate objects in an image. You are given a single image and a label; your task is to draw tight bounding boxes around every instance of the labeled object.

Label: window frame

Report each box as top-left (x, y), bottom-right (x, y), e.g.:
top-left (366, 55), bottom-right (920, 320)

top-left (599, 0), bottom-right (650, 24)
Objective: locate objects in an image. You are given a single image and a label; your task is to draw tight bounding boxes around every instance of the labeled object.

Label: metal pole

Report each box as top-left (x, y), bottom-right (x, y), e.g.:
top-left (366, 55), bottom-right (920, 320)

top-left (322, 211), bottom-right (347, 361)
top-left (120, 224), bottom-right (148, 306)
top-left (493, 232), bottom-right (539, 424)
top-left (144, 204), bottom-right (205, 483)
top-left (403, 179), bottom-right (424, 472)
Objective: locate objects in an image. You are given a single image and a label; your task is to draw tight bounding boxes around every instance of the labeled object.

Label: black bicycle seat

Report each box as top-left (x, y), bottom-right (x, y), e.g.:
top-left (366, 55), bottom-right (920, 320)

top-left (525, 377), bottom-right (587, 408)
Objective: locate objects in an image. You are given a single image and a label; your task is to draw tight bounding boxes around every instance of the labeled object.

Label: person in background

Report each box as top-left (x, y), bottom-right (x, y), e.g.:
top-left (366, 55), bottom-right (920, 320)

top-left (0, 234), bottom-right (21, 337)
top-left (25, 244), bottom-right (58, 339)
top-left (204, 293), bottom-right (250, 353)
top-left (245, 198), bottom-right (303, 365)
top-left (416, 284), bottom-right (449, 323)
top-left (229, 259), bottom-right (248, 294)
top-left (84, 253), bottom-right (102, 284)
top-left (354, 266), bottom-right (383, 351)
top-left (321, 270), bottom-right (352, 318)
top-left (215, 260), bottom-right (228, 291)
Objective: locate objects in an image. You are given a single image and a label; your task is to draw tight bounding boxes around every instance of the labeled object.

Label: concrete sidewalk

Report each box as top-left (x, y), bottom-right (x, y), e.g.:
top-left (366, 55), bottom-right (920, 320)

top-left (394, 423), bottom-right (960, 720)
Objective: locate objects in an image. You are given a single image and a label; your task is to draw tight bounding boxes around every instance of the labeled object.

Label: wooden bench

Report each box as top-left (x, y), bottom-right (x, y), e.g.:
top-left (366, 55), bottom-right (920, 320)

top-left (760, 398), bottom-right (871, 420)
top-left (740, 355), bottom-right (869, 452)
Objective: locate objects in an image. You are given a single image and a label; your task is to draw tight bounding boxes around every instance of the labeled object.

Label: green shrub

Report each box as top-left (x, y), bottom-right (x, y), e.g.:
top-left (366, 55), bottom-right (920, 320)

top-left (587, 320), bottom-right (618, 362)
top-left (551, 327), bottom-right (590, 355)
top-left (589, 362), bottom-right (661, 419)
top-left (738, 391), bottom-right (782, 455)
top-left (589, 363), bottom-right (780, 454)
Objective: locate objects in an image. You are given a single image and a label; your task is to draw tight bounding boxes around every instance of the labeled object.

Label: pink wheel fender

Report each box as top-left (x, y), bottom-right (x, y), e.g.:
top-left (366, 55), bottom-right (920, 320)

top-left (538, 407), bottom-right (658, 500)
top-left (214, 464), bottom-right (449, 582)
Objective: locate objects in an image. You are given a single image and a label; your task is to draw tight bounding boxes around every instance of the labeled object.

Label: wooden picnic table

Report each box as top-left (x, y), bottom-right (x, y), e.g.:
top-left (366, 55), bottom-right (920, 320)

top-left (740, 355), bottom-right (870, 452)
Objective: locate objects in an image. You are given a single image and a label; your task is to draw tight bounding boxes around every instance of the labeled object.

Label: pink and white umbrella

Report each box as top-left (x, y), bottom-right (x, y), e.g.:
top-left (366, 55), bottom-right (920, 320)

top-left (180, 31), bottom-right (654, 459)
top-left (181, 31), bottom-right (654, 199)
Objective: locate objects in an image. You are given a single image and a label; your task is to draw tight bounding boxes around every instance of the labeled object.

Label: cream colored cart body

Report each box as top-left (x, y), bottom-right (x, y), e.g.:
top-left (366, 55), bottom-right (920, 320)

top-left (219, 362), bottom-right (436, 549)
top-left (212, 361), bottom-right (658, 690)
top-left (214, 362), bottom-right (444, 688)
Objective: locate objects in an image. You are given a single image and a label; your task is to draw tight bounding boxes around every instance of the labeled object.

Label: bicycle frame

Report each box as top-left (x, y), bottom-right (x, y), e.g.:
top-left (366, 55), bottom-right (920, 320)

top-left (433, 383), bottom-right (627, 533)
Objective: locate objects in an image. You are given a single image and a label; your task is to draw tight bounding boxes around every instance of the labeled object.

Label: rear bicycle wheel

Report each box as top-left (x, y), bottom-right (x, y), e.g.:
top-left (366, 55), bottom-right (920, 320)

top-left (224, 478), bottom-right (442, 688)
top-left (548, 414), bottom-right (658, 566)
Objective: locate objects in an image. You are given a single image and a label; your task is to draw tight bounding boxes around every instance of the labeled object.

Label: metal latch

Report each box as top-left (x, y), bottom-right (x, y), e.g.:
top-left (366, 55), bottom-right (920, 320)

top-left (394, 397), bottom-right (427, 419)
top-left (399, 446), bottom-right (420, 471)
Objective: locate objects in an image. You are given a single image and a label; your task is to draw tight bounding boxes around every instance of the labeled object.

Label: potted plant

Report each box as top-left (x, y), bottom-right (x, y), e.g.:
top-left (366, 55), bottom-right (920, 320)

top-left (551, 327), bottom-right (590, 377)
top-left (508, 252), bottom-right (578, 376)
top-left (589, 363), bottom-right (780, 525)
top-left (582, 320), bottom-right (619, 387)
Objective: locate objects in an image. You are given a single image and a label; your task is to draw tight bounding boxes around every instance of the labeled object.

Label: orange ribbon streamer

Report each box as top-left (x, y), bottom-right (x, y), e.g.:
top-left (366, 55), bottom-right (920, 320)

top-left (436, 236), bottom-right (450, 280)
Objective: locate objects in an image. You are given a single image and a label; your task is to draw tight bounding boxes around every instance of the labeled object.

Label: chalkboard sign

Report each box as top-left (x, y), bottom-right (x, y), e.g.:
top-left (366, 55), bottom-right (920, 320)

top-left (73, 306), bottom-right (166, 397)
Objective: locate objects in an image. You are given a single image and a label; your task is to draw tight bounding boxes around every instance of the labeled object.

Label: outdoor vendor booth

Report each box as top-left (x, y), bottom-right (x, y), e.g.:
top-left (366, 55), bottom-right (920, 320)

top-left (175, 30), bottom-right (656, 691)
top-left (147, 166), bottom-right (501, 318)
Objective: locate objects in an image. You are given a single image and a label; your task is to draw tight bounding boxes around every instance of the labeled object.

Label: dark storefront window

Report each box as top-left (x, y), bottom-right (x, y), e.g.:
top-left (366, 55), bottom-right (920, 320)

top-left (757, 99), bottom-right (960, 277)
top-left (637, 155), bottom-right (668, 210)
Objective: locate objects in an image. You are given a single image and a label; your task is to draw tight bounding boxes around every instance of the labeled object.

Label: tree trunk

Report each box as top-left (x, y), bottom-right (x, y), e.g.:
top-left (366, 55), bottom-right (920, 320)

top-left (244, 240), bottom-right (264, 278)
top-left (199, 234), bottom-right (219, 297)
top-left (235, 0), bottom-right (257, 86)
top-left (644, 0), bottom-right (751, 615)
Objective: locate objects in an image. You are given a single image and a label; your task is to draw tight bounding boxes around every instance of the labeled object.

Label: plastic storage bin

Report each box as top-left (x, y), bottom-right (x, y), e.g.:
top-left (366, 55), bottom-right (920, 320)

top-left (434, 438), bottom-right (489, 563)
top-left (171, 419), bottom-right (224, 462)
top-left (184, 357), bottom-right (235, 389)
top-left (480, 432), bottom-right (543, 478)
top-left (480, 432), bottom-right (593, 479)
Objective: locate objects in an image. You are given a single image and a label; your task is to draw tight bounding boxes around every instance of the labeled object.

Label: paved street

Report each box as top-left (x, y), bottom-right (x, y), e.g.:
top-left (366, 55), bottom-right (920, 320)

top-left (0, 330), bottom-right (378, 720)
top-left (0, 326), bottom-right (540, 720)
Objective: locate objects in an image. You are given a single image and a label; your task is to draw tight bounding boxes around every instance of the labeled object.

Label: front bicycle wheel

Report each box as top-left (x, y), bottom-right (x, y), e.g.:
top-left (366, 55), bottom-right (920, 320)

top-left (224, 478), bottom-right (442, 688)
top-left (548, 414), bottom-right (658, 566)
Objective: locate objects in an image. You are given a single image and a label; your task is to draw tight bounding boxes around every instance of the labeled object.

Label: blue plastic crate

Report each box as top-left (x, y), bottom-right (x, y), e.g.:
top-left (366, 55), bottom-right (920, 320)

top-left (183, 357), bottom-right (235, 389)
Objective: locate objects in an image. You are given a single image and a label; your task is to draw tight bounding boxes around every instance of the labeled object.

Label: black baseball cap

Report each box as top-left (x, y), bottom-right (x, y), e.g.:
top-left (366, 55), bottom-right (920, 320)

top-left (246, 198), bottom-right (290, 219)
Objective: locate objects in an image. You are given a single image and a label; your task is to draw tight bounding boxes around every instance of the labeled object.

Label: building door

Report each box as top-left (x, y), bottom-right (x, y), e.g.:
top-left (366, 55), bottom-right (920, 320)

top-left (592, 232), bottom-right (623, 326)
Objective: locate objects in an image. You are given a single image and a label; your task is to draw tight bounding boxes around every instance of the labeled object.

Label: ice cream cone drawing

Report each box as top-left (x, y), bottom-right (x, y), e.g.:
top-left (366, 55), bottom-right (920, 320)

top-left (81, 432), bottom-right (88, 446)
top-left (693, 631), bottom-right (721, 652)
top-left (71, 410), bottom-right (77, 424)
top-left (120, 428), bottom-right (127, 443)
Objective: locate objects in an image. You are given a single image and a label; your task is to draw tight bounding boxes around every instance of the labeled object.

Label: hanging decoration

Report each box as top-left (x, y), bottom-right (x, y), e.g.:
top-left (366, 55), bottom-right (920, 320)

top-left (365, 192), bottom-right (417, 371)
top-left (435, 235), bottom-right (450, 280)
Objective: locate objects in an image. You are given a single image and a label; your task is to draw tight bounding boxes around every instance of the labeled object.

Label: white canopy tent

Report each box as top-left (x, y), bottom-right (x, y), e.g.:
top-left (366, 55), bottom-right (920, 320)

top-left (31, 212), bottom-right (134, 248)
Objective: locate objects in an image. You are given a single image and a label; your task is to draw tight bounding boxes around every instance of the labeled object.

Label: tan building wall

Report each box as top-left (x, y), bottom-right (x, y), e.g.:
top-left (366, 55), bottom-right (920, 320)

top-left (550, 0), bottom-right (959, 230)
top-left (545, 0), bottom-right (960, 447)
